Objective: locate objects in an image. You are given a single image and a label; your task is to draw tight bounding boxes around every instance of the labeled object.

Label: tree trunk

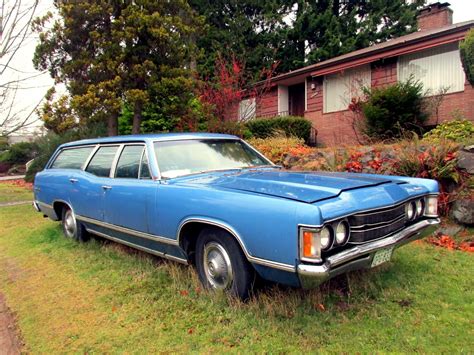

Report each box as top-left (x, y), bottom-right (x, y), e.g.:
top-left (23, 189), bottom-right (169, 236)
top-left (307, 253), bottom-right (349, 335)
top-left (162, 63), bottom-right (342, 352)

top-left (132, 102), bottom-right (143, 134)
top-left (107, 113), bottom-right (118, 136)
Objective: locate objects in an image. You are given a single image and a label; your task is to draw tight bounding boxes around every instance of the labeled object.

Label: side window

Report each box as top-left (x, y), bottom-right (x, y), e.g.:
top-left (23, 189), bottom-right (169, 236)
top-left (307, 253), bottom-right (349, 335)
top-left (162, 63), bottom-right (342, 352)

top-left (115, 145), bottom-right (143, 179)
top-left (139, 151), bottom-right (151, 179)
top-left (50, 146), bottom-right (94, 169)
top-left (85, 146), bottom-right (118, 177)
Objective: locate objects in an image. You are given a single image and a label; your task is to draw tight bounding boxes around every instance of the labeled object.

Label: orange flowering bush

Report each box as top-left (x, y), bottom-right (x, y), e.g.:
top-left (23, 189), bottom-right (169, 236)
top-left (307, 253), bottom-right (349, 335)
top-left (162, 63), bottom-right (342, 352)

top-left (249, 135), bottom-right (469, 217)
top-left (248, 136), bottom-right (309, 163)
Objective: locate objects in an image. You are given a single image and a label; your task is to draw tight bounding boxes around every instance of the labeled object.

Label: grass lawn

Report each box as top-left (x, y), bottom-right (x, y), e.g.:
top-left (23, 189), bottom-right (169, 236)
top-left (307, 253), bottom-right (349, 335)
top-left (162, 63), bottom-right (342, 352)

top-left (0, 182), bottom-right (32, 203)
top-left (0, 202), bottom-right (473, 352)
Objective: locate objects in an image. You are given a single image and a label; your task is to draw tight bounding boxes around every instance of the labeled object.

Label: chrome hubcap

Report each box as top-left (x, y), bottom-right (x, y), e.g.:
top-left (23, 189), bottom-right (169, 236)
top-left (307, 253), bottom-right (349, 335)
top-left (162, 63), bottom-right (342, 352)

top-left (64, 209), bottom-right (76, 238)
top-left (203, 242), bottom-right (233, 290)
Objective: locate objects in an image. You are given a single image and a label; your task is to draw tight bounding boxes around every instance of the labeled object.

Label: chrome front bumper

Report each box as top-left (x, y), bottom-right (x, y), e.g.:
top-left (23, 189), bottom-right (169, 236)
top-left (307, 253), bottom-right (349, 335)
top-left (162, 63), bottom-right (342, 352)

top-left (297, 218), bottom-right (440, 289)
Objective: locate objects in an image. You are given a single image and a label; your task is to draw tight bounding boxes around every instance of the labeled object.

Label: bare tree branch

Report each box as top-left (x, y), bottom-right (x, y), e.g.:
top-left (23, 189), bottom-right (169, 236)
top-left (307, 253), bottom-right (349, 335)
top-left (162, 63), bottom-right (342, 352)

top-left (0, 0), bottom-right (41, 136)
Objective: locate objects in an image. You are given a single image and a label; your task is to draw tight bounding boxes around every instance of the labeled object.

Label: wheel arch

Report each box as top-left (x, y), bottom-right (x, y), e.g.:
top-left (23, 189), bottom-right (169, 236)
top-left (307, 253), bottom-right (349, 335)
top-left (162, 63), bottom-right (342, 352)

top-left (52, 199), bottom-right (73, 221)
top-left (177, 218), bottom-right (251, 265)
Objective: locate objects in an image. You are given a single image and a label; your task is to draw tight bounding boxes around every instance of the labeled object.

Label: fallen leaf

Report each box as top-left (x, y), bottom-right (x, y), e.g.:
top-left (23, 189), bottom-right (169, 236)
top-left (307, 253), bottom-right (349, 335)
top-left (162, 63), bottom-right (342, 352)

top-left (315, 303), bottom-right (325, 312)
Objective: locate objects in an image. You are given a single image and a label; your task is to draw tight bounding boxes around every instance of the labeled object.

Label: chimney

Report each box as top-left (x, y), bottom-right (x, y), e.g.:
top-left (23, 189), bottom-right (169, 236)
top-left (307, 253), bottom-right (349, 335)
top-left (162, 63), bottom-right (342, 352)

top-left (417, 2), bottom-right (453, 31)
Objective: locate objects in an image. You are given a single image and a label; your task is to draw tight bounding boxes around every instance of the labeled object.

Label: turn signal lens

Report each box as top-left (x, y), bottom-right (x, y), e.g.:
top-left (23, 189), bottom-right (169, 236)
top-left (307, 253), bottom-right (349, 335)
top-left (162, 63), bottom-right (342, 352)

top-left (425, 196), bottom-right (438, 216)
top-left (303, 231), bottom-right (317, 258)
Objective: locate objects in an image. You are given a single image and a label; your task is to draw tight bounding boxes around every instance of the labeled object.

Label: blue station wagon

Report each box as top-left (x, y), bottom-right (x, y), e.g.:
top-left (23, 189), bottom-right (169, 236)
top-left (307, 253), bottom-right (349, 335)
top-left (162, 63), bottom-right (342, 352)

top-left (33, 133), bottom-right (440, 299)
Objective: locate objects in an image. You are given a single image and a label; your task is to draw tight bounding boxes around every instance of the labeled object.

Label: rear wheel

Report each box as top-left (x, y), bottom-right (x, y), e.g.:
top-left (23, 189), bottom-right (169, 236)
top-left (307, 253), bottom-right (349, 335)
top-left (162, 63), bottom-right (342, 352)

top-left (61, 206), bottom-right (89, 242)
top-left (195, 227), bottom-right (256, 300)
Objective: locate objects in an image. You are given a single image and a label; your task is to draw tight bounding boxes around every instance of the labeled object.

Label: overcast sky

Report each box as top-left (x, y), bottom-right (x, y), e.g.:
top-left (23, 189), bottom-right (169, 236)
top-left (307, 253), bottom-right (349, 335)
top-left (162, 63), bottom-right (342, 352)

top-left (3, 0), bottom-right (474, 136)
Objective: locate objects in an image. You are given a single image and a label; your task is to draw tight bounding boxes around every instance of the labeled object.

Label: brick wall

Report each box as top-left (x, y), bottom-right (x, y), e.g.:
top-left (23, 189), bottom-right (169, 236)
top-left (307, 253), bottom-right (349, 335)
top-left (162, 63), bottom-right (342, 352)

top-left (303, 61), bottom-right (400, 146)
top-left (303, 58), bottom-right (474, 146)
top-left (371, 58), bottom-right (397, 88)
top-left (427, 82), bottom-right (474, 125)
top-left (256, 86), bottom-right (278, 117)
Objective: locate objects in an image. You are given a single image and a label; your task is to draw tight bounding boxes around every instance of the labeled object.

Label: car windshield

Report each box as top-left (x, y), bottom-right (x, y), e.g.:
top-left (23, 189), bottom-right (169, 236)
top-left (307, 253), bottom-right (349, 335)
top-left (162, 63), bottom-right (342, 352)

top-left (154, 139), bottom-right (271, 179)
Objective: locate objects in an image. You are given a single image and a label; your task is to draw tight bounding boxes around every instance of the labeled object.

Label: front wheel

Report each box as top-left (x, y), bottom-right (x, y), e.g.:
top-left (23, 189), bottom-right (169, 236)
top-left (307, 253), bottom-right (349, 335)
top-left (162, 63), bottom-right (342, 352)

top-left (195, 227), bottom-right (256, 300)
top-left (61, 206), bottom-right (89, 242)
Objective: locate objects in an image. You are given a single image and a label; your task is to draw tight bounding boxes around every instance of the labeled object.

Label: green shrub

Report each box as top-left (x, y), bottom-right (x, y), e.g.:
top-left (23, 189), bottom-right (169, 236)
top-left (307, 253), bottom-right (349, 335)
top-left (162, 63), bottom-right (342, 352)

top-left (361, 78), bottom-right (427, 140)
top-left (0, 141), bottom-right (38, 165)
top-left (246, 116), bottom-right (312, 143)
top-left (460, 29), bottom-right (474, 86)
top-left (0, 136), bottom-right (8, 152)
top-left (423, 119), bottom-right (474, 144)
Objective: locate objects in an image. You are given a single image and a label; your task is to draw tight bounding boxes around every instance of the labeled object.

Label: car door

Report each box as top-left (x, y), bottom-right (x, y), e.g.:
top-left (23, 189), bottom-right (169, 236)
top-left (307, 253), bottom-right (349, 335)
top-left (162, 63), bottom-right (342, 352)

top-left (39, 145), bottom-right (96, 211)
top-left (70, 145), bottom-right (120, 221)
top-left (103, 143), bottom-right (157, 233)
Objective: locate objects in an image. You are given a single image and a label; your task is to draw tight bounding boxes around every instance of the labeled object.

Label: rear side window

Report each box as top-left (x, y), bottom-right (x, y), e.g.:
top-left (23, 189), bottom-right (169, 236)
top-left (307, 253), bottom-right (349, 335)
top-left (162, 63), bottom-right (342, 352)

top-left (115, 145), bottom-right (143, 179)
top-left (86, 146), bottom-right (118, 177)
top-left (50, 147), bottom-right (94, 170)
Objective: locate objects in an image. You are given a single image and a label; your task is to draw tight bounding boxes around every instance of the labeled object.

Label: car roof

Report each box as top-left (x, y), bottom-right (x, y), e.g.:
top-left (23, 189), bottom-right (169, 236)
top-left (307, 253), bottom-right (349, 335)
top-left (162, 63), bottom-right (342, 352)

top-left (59, 132), bottom-right (239, 149)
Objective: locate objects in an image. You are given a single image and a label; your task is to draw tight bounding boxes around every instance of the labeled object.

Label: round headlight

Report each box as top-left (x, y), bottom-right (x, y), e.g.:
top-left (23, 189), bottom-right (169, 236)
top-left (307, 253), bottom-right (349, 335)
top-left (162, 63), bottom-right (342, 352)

top-left (335, 221), bottom-right (350, 245)
top-left (320, 226), bottom-right (332, 250)
top-left (406, 201), bottom-right (416, 221)
top-left (415, 198), bottom-right (424, 217)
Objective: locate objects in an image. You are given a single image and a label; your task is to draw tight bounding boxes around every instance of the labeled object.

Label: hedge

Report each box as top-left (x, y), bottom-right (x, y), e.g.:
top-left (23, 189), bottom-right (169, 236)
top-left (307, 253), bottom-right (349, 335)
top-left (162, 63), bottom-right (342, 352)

top-left (246, 116), bottom-right (312, 143)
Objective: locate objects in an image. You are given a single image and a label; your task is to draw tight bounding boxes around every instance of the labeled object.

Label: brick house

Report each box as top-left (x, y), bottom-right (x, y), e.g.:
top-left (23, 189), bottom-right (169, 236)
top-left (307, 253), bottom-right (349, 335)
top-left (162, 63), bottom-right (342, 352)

top-left (236, 2), bottom-right (474, 146)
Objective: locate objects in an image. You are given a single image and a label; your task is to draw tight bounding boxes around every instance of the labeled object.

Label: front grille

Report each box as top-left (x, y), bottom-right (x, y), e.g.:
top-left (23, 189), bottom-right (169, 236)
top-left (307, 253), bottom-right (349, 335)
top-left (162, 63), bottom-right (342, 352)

top-left (348, 203), bottom-right (407, 243)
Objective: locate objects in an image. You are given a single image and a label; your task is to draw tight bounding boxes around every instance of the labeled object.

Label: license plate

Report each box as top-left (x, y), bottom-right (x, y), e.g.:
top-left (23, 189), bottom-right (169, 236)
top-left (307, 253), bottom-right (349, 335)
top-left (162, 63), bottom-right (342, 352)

top-left (371, 247), bottom-right (394, 268)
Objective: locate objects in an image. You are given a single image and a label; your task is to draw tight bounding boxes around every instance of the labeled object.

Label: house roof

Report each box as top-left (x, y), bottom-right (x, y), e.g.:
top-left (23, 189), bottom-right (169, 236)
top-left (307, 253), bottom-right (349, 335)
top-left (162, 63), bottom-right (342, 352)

top-left (272, 19), bottom-right (474, 84)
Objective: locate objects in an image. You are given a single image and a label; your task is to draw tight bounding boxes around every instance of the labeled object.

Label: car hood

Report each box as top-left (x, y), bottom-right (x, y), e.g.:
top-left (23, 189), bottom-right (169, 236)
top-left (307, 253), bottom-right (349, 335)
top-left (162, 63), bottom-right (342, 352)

top-left (174, 170), bottom-right (403, 203)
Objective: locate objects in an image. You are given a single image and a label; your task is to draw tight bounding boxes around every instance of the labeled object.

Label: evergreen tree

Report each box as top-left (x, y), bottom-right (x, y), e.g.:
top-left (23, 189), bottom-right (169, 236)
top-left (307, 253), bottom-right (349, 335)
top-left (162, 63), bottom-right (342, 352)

top-left (33, 0), bottom-right (201, 136)
top-left (279, 0), bottom-right (425, 71)
top-left (192, 0), bottom-right (425, 77)
top-left (189, 0), bottom-right (289, 80)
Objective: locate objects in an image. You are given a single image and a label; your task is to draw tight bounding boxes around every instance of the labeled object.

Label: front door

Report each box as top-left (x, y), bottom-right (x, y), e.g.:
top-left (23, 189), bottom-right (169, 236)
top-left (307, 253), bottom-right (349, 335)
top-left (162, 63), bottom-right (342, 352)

top-left (289, 83), bottom-right (305, 116)
top-left (103, 144), bottom-right (156, 233)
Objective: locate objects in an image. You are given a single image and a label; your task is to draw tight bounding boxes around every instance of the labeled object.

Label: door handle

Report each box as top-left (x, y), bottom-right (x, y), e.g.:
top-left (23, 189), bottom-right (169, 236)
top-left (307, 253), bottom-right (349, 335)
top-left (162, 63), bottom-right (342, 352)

top-left (102, 185), bottom-right (112, 190)
top-left (69, 178), bottom-right (78, 183)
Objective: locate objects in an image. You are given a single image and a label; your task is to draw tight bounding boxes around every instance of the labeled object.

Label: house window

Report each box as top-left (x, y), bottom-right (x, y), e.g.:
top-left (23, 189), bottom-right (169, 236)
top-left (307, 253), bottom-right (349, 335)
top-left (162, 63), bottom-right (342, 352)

top-left (398, 42), bottom-right (465, 95)
top-left (238, 98), bottom-right (256, 121)
top-left (323, 65), bottom-right (371, 113)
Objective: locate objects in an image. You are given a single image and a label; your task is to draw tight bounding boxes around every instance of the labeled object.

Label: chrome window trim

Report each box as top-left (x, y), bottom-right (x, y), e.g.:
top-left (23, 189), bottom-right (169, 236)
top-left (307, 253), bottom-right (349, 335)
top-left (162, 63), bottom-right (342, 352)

top-left (47, 144), bottom-right (98, 170)
top-left (76, 214), bottom-right (179, 246)
top-left (153, 137), bottom-right (277, 180)
top-left (138, 147), bottom-right (153, 180)
top-left (81, 145), bottom-right (99, 170)
top-left (109, 144), bottom-right (124, 178)
top-left (240, 139), bottom-right (275, 166)
top-left (112, 143), bottom-right (147, 179)
top-left (84, 144), bottom-right (121, 178)
top-left (85, 227), bottom-right (188, 264)
top-left (177, 217), bottom-right (295, 272)
top-left (152, 136), bottom-right (238, 144)
top-left (138, 147), bottom-right (145, 179)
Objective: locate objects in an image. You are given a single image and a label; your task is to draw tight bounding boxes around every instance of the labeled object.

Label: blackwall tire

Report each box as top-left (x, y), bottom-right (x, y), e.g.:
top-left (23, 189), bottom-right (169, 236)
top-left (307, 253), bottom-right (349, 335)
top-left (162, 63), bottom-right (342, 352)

top-left (195, 227), bottom-right (256, 301)
top-left (61, 206), bottom-right (89, 242)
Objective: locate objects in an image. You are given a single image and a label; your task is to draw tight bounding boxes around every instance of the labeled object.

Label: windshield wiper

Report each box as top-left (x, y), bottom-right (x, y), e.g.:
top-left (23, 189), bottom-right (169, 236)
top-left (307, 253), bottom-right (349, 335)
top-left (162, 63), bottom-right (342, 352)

top-left (241, 164), bottom-right (282, 170)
